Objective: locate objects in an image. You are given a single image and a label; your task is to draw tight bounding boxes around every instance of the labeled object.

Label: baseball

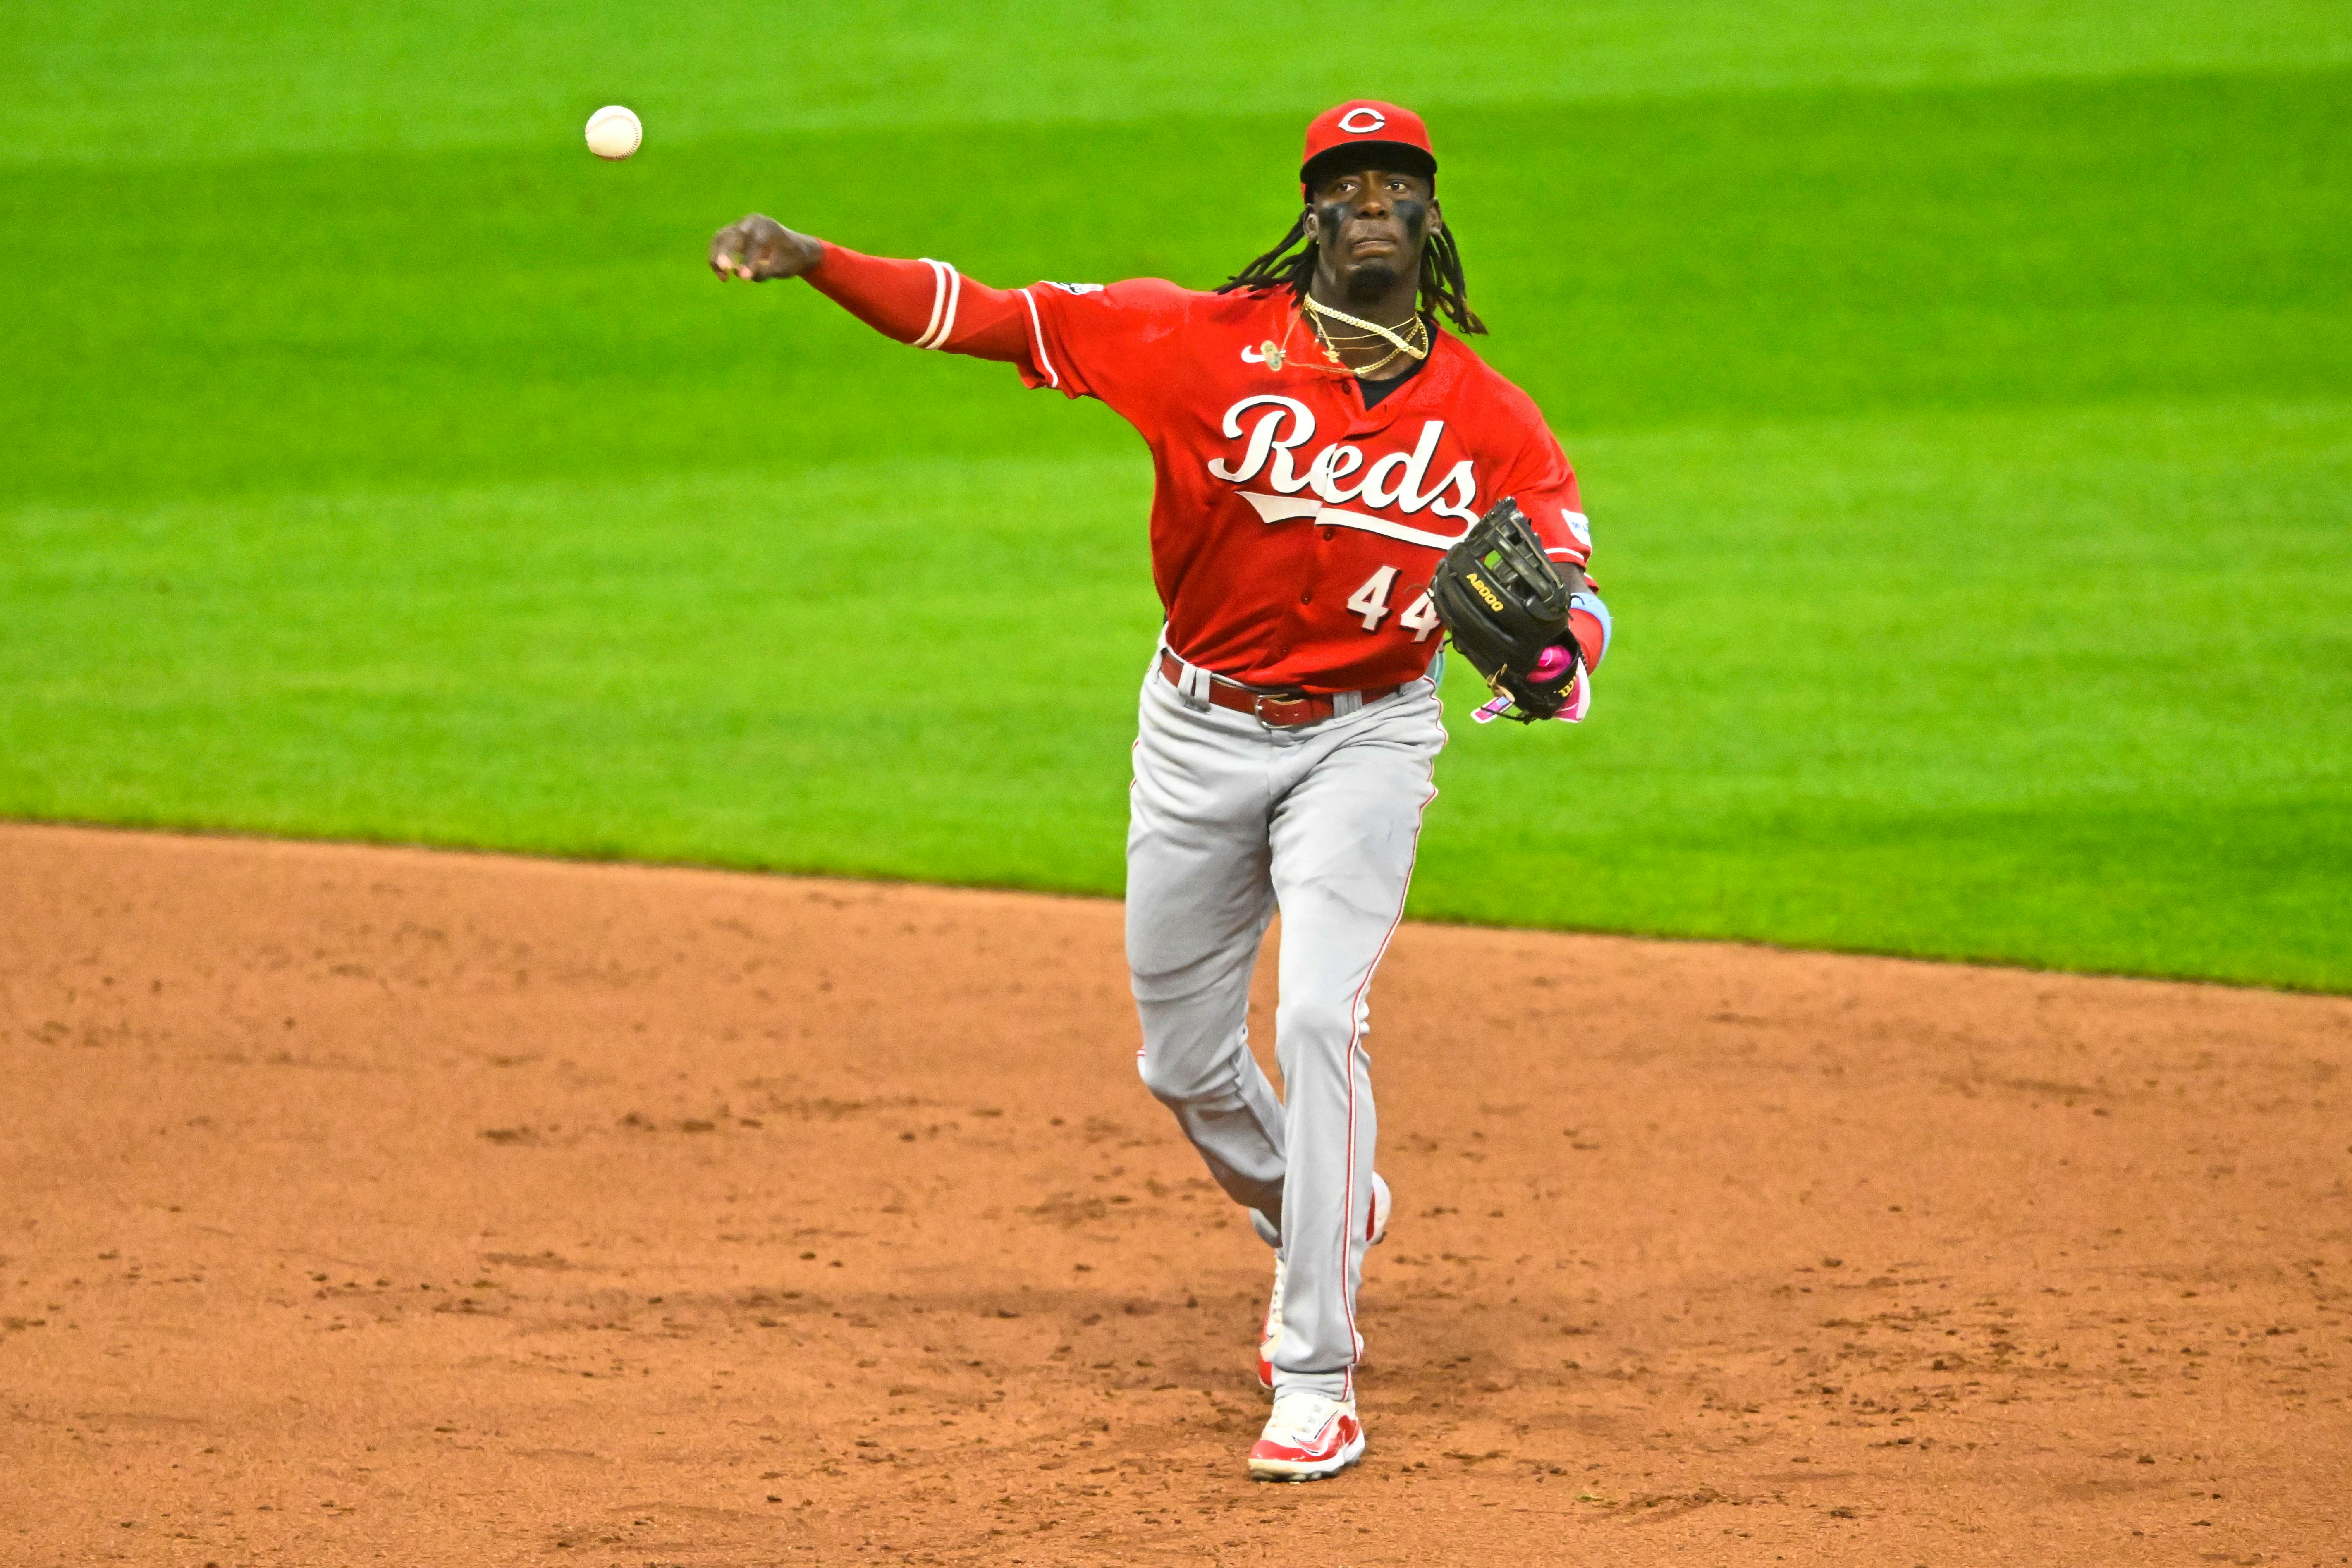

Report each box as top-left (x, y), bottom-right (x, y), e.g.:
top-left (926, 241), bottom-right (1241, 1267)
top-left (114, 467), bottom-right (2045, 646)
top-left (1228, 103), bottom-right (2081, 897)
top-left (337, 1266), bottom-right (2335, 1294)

top-left (584, 105), bottom-right (642, 161)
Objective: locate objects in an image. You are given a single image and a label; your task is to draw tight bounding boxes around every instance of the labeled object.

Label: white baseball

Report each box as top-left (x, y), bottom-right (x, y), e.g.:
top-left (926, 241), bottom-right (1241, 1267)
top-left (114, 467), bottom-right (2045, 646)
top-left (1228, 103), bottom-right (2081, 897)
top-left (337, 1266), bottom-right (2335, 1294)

top-left (585, 105), bottom-right (642, 161)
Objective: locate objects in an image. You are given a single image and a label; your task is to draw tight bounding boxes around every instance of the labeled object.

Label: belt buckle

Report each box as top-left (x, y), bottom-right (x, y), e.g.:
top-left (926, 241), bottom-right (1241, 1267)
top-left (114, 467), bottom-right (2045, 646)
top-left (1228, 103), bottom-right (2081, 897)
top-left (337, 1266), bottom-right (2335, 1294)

top-left (1252, 693), bottom-right (1316, 728)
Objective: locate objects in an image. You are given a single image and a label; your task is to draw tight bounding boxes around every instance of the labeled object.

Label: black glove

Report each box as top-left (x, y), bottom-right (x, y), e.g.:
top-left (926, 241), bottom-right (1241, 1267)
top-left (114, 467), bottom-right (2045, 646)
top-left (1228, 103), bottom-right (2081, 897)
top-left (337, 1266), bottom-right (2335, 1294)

top-left (1429, 497), bottom-right (1580, 723)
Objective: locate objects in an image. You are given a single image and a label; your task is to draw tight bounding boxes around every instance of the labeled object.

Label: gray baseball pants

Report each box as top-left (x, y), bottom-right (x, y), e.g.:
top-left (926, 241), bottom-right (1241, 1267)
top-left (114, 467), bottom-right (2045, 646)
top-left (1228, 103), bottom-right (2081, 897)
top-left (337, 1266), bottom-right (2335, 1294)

top-left (1125, 648), bottom-right (1446, 1399)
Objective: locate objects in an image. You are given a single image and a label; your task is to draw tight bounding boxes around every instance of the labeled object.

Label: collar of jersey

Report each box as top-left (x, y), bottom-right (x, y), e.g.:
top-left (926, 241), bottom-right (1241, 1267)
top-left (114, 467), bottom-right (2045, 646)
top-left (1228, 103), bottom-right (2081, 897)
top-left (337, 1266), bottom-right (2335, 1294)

top-left (1272, 294), bottom-right (1463, 440)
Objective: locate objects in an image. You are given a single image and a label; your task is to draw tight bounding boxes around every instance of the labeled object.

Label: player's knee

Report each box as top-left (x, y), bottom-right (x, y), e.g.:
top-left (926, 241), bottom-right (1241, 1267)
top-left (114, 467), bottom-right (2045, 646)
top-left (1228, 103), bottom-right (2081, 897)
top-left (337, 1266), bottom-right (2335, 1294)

top-left (1135, 1045), bottom-right (1207, 1107)
top-left (1276, 992), bottom-right (1367, 1056)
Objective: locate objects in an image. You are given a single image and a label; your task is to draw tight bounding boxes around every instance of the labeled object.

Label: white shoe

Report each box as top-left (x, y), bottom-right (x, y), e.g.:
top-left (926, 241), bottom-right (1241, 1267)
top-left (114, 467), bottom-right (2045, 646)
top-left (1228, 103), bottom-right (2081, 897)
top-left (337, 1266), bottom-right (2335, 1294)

top-left (1248, 1389), bottom-right (1366, 1481)
top-left (1255, 1173), bottom-right (1390, 1393)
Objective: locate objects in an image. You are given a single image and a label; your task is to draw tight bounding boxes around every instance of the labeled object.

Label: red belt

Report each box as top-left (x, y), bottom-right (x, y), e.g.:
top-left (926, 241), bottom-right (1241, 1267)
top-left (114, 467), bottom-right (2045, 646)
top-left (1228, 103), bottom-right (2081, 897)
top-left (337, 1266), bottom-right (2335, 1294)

top-left (1158, 652), bottom-right (1403, 729)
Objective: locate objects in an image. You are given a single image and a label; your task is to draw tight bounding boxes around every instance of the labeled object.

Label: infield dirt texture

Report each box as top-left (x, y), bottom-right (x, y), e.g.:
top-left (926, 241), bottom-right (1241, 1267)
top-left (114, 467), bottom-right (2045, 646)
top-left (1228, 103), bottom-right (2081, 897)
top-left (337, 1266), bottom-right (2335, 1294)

top-left (5, 825), bottom-right (2348, 1564)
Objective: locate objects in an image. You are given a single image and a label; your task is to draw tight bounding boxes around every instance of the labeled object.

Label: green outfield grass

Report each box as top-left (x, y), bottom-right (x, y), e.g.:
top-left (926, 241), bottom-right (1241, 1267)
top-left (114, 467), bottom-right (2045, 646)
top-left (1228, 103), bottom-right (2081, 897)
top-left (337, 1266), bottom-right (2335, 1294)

top-left (5, 4), bottom-right (2348, 988)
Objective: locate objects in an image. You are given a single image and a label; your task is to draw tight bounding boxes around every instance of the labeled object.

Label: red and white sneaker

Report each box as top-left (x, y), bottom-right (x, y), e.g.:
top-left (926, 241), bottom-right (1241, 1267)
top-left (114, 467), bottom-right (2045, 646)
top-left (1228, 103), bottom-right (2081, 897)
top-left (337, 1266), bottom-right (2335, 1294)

top-left (1248, 1389), bottom-right (1367, 1481)
top-left (1255, 1173), bottom-right (1390, 1393)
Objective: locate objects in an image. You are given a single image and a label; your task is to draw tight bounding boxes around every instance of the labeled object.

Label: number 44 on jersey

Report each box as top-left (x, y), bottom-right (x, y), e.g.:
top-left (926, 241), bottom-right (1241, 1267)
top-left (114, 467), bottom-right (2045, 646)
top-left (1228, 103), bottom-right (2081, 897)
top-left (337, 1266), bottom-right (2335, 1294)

top-left (1347, 566), bottom-right (1441, 641)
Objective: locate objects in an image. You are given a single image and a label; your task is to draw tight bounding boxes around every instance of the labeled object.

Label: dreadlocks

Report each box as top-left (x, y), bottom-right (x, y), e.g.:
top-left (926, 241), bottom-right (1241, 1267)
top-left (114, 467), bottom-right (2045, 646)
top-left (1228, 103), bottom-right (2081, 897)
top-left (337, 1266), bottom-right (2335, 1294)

top-left (1217, 212), bottom-right (1487, 336)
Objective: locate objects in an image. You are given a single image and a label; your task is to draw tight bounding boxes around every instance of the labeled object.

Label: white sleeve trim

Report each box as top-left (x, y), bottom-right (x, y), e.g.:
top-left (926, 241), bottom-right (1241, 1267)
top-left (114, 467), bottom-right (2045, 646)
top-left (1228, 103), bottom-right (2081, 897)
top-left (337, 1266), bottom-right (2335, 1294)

top-left (1020, 287), bottom-right (1059, 388)
top-left (934, 266), bottom-right (963, 348)
top-left (913, 258), bottom-right (952, 349)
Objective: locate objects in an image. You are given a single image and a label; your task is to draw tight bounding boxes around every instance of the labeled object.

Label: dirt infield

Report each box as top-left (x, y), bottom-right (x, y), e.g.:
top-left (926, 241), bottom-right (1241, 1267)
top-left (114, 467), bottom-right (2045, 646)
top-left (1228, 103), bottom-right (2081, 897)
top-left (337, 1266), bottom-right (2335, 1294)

top-left (2, 824), bottom-right (2346, 1566)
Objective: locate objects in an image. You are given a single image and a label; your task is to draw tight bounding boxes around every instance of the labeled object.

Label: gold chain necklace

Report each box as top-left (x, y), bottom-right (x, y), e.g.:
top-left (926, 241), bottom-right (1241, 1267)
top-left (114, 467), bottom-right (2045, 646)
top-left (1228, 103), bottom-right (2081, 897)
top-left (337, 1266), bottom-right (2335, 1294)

top-left (1301, 295), bottom-right (1429, 380)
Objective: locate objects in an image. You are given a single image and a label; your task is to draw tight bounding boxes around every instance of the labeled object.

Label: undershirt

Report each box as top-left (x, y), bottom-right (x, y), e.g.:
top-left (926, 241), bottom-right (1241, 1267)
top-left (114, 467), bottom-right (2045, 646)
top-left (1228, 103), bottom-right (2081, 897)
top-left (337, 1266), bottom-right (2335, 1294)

top-left (1356, 349), bottom-right (1427, 410)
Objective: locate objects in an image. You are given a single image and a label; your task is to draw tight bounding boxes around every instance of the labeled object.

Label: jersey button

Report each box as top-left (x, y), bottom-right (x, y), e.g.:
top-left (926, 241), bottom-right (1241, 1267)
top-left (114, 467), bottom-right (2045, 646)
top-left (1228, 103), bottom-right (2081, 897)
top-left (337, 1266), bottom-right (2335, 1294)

top-left (1300, 588), bottom-right (1313, 604)
top-left (1320, 526), bottom-right (1336, 541)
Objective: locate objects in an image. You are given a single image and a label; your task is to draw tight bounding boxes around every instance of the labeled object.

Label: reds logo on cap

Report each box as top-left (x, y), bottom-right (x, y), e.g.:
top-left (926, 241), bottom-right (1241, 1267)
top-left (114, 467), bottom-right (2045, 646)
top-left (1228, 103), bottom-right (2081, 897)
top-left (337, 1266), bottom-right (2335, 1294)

top-left (1300, 99), bottom-right (1436, 196)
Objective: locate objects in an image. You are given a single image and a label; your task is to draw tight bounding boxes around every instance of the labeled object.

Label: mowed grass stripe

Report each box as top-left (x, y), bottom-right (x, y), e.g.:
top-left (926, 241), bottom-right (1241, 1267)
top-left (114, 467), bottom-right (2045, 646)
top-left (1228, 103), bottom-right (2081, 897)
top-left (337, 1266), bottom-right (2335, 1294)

top-left (6, 72), bottom-right (2346, 505)
top-left (8, 399), bottom-right (2345, 987)
top-left (12, 0), bottom-right (2349, 165)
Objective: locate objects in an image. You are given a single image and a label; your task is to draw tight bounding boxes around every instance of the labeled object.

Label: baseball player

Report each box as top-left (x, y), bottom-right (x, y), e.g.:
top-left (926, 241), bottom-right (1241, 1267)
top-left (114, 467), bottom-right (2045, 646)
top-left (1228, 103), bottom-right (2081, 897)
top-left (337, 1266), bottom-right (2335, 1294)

top-left (710, 100), bottom-right (1611, 1481)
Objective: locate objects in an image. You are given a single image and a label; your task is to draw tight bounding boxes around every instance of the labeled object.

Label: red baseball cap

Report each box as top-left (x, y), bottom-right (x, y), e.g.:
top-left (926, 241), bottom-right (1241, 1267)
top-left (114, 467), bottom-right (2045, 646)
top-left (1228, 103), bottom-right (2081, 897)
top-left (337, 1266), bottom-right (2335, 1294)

top-left (1300, 100), bottom-right (1436, 196)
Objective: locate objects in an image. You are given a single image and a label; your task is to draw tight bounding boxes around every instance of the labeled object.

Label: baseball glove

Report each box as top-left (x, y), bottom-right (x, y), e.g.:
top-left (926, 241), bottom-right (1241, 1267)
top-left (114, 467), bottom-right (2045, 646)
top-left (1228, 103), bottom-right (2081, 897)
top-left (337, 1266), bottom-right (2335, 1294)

top-left (1429, 496), bottom-right (1580, 723)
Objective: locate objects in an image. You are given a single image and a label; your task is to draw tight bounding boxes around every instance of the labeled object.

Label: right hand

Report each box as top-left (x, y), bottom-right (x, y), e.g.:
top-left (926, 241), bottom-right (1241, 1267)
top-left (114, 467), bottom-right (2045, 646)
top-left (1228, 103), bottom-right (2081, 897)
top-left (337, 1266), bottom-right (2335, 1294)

top-left (708, 213), bottom-right (823, 282)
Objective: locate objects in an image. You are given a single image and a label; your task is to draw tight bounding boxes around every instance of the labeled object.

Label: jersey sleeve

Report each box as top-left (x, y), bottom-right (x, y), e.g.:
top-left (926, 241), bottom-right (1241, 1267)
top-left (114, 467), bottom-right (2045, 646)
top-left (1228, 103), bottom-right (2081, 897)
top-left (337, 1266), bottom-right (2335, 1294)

top-left (802, 246), bottom-right (1192, 415)
top-left (1498, 423), bottom-right (1590, 573)
top-left (805, 244), bottom-right (1037, 366)
top-left (1494, 411), bottom-right (1611, 673)
top-left (1017, 277), bottom-right (1197, 409)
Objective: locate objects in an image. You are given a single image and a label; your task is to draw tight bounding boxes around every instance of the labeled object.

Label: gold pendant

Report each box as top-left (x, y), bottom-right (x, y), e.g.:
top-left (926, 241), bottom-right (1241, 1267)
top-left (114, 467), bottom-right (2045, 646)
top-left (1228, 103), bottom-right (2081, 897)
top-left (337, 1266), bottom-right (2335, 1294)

top-left (1260, 340), bottom-right (1286, 372)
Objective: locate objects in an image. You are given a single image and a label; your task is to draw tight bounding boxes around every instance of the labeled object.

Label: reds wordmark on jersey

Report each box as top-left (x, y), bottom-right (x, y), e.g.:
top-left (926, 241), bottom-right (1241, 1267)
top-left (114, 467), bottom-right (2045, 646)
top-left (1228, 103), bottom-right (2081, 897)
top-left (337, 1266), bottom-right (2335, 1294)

top-left (805, 247), bottom-right (1598, 695)
top-left (1023, 280), bottom-right (1590, 693)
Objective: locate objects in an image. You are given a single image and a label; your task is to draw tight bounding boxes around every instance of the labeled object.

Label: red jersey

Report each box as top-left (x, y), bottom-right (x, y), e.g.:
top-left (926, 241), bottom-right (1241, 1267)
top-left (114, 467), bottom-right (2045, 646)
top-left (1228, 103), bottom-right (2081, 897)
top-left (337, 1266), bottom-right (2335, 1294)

top-left (808, 248), bottom-right (1601, 694)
